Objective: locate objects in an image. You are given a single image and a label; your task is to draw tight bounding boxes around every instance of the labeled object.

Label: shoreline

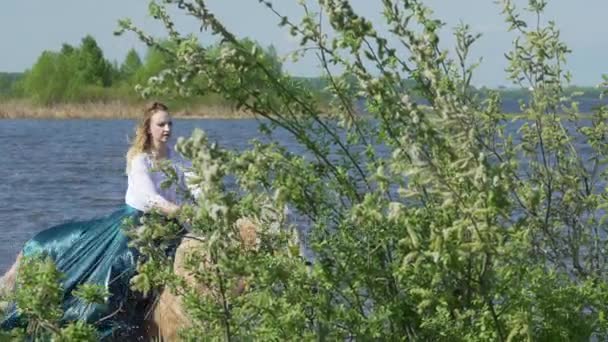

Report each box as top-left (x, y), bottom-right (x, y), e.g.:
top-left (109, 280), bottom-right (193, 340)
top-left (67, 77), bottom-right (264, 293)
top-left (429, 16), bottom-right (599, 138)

top-left (0, 99), bottom-right (254, 120)
top-left (2, 99), bottom-right (598, 120)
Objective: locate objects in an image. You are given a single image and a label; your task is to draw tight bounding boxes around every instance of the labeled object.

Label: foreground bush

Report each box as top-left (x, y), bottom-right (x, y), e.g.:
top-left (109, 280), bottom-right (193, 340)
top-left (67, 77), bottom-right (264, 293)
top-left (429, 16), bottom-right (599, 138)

top-left (114, 0), bottom-right (608, 340)
top-left (0, 255), bottom-right (101, 341)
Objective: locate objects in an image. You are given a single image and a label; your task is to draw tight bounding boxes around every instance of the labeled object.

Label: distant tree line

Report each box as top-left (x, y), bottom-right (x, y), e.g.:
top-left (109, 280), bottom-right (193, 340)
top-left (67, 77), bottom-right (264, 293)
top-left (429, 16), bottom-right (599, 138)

top-left (0, 35), bottom-right (286, 108)
top-left (0, 73), bottom-right (22, 96)
top-left (0, 34), bottom-right (604, 109)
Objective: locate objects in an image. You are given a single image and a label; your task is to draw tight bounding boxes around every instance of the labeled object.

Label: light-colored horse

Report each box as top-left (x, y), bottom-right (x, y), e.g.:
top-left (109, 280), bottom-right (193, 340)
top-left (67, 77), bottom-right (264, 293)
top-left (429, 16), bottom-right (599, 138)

top-left (146, 217), bottom-right (258, 341)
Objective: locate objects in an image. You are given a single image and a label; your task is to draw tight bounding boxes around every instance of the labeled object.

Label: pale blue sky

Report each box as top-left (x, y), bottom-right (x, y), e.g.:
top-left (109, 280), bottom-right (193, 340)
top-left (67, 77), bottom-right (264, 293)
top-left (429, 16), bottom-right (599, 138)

top-left (1, 1), bottom-right (606, 87)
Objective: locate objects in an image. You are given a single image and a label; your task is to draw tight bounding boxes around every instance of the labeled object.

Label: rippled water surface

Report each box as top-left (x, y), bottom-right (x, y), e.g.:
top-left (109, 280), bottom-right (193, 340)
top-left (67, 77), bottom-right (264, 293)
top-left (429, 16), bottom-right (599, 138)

top-left (0, 119), bottom-right (298, 272)
top-left (0, 112), bottom-right (604, 272)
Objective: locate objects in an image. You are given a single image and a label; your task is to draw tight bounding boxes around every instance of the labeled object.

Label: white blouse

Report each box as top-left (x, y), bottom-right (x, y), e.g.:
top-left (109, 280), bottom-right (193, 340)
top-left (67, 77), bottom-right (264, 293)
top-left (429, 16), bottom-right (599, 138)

top-left (125, 151), bottom-right (192, 212)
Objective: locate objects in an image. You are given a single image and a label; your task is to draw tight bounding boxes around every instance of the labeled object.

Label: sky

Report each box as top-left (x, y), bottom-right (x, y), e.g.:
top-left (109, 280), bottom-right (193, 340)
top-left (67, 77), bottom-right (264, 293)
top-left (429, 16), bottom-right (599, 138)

top-left (1, 0), bottom-right (607, 87)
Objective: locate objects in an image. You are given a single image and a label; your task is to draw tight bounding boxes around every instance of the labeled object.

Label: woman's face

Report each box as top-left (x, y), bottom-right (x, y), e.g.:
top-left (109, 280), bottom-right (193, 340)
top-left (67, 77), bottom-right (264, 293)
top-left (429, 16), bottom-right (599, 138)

top-left (149, 110), bottom-right (173, 145)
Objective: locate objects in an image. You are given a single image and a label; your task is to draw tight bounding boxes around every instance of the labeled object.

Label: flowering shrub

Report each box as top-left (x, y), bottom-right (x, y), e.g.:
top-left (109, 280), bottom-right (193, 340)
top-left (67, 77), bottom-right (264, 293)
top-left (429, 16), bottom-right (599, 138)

top-left (116, 0), bottom-right (608, 340)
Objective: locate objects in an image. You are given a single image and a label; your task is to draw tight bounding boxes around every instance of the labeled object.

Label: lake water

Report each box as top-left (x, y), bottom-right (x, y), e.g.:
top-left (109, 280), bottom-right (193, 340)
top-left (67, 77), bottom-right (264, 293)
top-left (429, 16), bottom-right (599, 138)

top-left (0, 119), bottom-right (308, 273)
top-left (0, 108), bottom-right (604, 273)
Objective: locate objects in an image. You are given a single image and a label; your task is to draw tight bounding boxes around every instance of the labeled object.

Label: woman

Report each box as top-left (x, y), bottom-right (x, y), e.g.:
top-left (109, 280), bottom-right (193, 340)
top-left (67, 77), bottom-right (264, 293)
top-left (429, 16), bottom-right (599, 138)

top-left (1, 102), bottom-right (193, 338)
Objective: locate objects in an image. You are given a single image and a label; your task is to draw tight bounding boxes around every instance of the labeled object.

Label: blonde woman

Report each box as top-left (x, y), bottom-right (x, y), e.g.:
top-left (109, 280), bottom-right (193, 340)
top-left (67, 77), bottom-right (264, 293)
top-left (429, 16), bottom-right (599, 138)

top-left (1, 102), bottom-right (193, 338)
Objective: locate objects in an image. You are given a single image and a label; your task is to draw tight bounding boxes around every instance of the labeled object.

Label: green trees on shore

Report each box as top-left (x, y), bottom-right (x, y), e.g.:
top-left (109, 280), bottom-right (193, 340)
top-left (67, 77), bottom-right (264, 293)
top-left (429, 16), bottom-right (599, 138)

top-left (1, 35), bottom-right (284, 107)
top-left (0, 73), bottom-right (22, 97)
top-left (14, 35), bottom-right (119, 104)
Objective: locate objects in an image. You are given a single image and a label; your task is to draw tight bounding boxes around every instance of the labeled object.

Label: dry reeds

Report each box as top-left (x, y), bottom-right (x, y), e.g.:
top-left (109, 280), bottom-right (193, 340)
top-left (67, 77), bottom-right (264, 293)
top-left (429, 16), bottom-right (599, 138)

top-left (0, 99), bottom-right (252, 119)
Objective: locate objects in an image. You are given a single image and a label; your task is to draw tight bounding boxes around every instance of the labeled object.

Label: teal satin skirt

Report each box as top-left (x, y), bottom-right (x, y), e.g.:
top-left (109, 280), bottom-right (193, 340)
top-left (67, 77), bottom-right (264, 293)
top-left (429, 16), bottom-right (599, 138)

top-left (1, 205), bottom-right (146, 338)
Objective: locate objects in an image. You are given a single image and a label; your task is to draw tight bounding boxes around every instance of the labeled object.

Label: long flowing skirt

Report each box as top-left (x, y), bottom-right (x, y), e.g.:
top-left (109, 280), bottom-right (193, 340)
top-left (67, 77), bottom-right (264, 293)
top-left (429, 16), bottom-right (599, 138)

top-left (1, 205), bottom-right (145, 338)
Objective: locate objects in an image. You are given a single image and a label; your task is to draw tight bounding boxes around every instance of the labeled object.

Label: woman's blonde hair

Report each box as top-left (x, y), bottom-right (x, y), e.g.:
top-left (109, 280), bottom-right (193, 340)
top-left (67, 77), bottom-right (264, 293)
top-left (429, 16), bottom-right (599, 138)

top-left (126, 101), bottom-right (169, 173)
